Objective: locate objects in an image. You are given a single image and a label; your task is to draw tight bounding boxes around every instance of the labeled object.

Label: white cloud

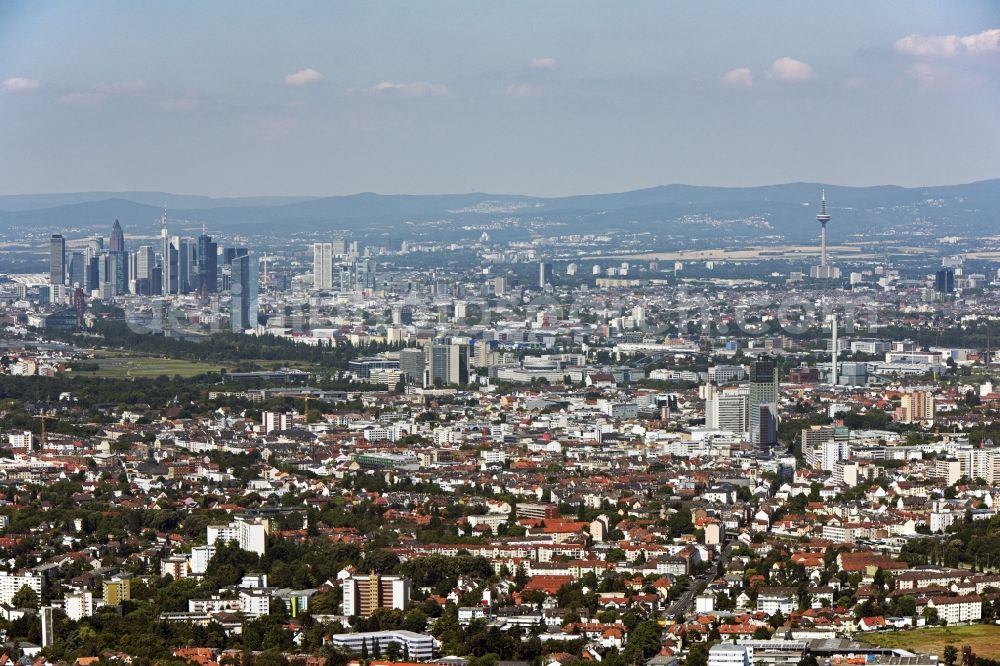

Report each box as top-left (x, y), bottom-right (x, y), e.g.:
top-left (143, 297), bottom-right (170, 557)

top-left (528, 57), bottom-right (559, 70)
top-left (284, 68), bottom-right (325, 87)
top-left (767, 57), bottom-right (814, 83)
top-left (503, 83), bottom-right (545, 98)
top-left (721, 67), bottom-right (754, 88)
top-left (961, 28), bottom-right (1000, 54)
top-left (907, 62), bottom-right (951, 87)
top-left (160, 95), bottom-right (200, 111)
top-left (57, 91), bottom-right (108, 107)
top-left (241, 115), bottom-right (295, 139)
top-left (904, 62), bottom-right (982, 90)
top-left (95, 80), bottom-right (152, 93)
top-left (841, 76), bottom-right (866, 90)
top-left (894, 28), bottom-right (1000, 57)
top-left (364, 81), bottom-right (450, 97)
top-left (1, 77), bottom-right (42, 93)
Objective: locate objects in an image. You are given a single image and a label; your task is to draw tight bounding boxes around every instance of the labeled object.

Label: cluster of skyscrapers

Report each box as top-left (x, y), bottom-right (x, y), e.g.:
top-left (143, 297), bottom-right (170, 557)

top-left (49, 216), bottom-right (258, 332)
top-left (312, 241), bottom-right (377, 292)
top-left (704, 358), bottom-right (779, 448)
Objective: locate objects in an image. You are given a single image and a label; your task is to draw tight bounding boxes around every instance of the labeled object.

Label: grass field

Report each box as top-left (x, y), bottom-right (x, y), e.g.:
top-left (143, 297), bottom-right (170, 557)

top-left (82, 357), bottom-right (224, 378)
top-left (861, 625), bottom-right (1000, 660)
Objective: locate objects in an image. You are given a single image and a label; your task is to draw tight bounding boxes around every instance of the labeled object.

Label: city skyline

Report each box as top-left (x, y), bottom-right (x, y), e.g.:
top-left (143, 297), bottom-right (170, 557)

top-left (2, 2), bottom-right (999, 197)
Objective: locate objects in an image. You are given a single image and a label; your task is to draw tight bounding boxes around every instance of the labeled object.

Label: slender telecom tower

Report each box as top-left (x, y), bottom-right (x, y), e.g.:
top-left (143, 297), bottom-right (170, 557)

top-left (810, 190), bottom-right (840, 279)
top-left (817, 190), bottom-right (830, 268)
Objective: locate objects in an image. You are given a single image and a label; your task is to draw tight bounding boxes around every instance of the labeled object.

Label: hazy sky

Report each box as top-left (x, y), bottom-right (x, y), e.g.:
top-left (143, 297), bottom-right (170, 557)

top-left (1, 2), bottom-right (998, 196)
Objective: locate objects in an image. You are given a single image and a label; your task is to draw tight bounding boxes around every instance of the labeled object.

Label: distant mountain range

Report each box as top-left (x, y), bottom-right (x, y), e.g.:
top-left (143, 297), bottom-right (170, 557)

top-left (2, 179), bottom-right (998, 243)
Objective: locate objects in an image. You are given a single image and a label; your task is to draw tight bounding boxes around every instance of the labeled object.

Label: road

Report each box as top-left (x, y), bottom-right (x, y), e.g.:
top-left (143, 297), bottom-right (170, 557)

top-left (664, 544), bottom-right (731, 619)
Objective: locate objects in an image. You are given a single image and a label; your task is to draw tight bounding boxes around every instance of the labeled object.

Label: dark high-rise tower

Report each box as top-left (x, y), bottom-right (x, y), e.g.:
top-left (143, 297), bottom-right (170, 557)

top-left (109, 219), bottom-right (125, 253)
top-left (49, 234), bottom-right (66, 286)
top-left (749, 358), bottom-right (779, 448)
top-left (230, 253), bottom-right (258, 332)
top-left (196, 232), bottom-right (218, 296)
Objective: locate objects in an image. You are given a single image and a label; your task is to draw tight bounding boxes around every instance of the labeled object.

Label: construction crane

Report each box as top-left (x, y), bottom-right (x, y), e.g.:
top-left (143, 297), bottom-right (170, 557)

top-left (33, 413), bottom-right (58, 450)
top-left (294, 394), bottom-right (311, 424)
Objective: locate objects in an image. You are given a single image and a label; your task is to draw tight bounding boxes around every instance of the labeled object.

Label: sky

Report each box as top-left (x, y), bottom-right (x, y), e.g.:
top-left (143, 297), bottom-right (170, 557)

top-left (1, 1), bottom-right (999, 197)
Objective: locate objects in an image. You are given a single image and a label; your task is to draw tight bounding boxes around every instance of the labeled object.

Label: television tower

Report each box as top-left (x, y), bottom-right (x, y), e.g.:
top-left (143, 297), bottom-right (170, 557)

top-left (817, 189), bottom-right (830, 268)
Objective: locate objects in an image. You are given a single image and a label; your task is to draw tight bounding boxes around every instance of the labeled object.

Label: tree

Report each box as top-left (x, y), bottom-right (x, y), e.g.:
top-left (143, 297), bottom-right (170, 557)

top-left (944, 645), bottom-right (958, 666)
top-left (622, 620), bottom-right (663, 663)
top-left (384, 641), bottom-right (402, 661)
top-left (753, 626), bottom-right (772, 639)
top-left (687, 643), bottom-right (710, 666)
top-left (11, 585), bottom-right (37, 609)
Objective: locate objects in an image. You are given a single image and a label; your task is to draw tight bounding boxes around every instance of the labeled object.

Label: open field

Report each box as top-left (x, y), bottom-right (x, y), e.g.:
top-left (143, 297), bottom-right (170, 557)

top-left (861, 624), bottom-right (1000, 660)
top-left (80, 357), bottom-right (225, 378)
top-left (589, 243), bottom-right (938, 263)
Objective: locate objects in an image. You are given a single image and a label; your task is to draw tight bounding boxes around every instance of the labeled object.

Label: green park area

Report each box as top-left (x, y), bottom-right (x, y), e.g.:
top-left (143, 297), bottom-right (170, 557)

top-left (861, 624), bottom-right (1000, 660)
top-left (78, 356), bottom-right (224, 378)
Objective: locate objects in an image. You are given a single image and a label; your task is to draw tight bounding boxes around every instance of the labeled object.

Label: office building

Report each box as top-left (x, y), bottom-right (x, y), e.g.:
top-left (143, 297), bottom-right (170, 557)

top-left (49, 234), bottom-right (66, 285)
top-left (262, 411), bottom-right (293, 433)
top-left (399, 348), bottom-right (426, 384)
top-left (708, 644), bottom-right (753, 666)
top-left (749, 359), bottom-right (779, 447)
top-left (222, 247), bottom-right (249, 291)
top-left (109, 218), bottom-right (125, 252)
top-left (87, 256), bottom-right (100, 293)
top-left (196, 233), bottom-right (218, 295)
top-left (103, 576), bottom-right (131, 605)
top-left (429, 341), bottom-right (469, 386)
top-left (0, 571), bottom-right (43, 605)
top-left (705, 385), bottom-right (749, 435)
top-left (68, 252), bottom-right (86, 288)
top-left (539, 260), bottom-right (554, 288)
top-left (341, 573), bottom-right (410, 617)
top-left (175, 237), bottom-right (194, 293)
top-left (326, 631), bottom-right (436, 661)
top-left (357, 258), bottom-right (377, 291)
top-left (898, 391), bottom-right (935, 425)
top-left (135, 245), bottom-right (155, 295)
top-left (64, 591), bottom-right (94, 621)
top-left (207, 516), bottom-right (269, 555)
top-left (313, 242), bottom-right (335, 290)
top-left (230, 253), bottom-right (259, 332)
top-left (935, 268), bottom-right (955, 294)
top-left (160, 212), bottom-right (173, 295)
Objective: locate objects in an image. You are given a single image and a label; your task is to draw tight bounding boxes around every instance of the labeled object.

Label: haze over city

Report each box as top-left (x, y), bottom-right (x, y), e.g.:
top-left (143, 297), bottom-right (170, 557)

top-left (1, 1), bottom-right (999, 196)
top-left (3, 6), bottom-right (1000, 666)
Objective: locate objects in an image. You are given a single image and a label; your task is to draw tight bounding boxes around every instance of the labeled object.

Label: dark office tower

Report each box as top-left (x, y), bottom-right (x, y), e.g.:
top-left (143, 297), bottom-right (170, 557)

top-left (222, 247), bottom-right (249, 291)
top-left (165, 238), bottom-right (179, 294)
top-left (539, 260), bottom-right (554, 288)
top-left (150, 266), bottom-right (163, 296)
top-left (357, 258), bottom-right (377, 290)
top-left (87, 256), bottom-right (100, 292)
top-left (109, 219), bottom-right (125, 253)
top-left (111, 252), bottom-right (128, 295)
top-left (935, 268), bottom-right (955, 294)
top-left (68, 252), bottom-right (86, 288)
top-left (749, 358), bottom-right (779, 448)
top-left (176, 238), bottom-right (195, 294)
top-left (224, 247), bottom-right (249, 265)
top-left (230, 253), bottom-right (258, 332)
top-left (49, 234), bottom-right (66, 285)
top-left (196, 233), bottom-right (218, 295)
